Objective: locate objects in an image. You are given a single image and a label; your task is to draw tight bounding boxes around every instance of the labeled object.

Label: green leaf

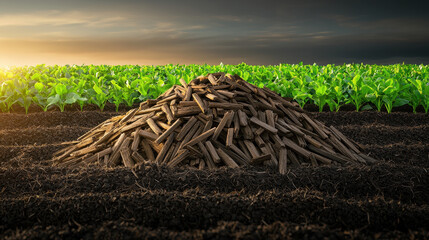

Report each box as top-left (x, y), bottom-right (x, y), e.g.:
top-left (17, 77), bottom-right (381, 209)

top-left (93, 85), bottom-right (103, 95)
top-left (361, 104), bottom-right (373, 111)
top-left (393, 98), bottom-right (409, 107)
top-left (34, 82), bottom-right (44, 91)
top-left (47, 94), bottom-right (60, 106)
top-left (55, 84), bottom-right (67, 96)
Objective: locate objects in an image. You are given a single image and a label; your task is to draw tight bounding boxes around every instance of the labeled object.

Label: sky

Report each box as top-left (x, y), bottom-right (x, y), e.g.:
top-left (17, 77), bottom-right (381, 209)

top-left (0, 0), bottom-right (428, 66)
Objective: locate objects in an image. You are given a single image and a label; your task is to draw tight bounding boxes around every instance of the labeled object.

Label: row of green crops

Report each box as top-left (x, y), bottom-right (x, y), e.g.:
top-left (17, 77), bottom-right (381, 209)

top-left (0, 63), bottom-right (428, 113)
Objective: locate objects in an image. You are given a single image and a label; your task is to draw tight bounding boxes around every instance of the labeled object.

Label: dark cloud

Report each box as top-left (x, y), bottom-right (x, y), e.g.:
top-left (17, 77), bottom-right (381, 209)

top-left (0, 0), bottom-right (428, 65)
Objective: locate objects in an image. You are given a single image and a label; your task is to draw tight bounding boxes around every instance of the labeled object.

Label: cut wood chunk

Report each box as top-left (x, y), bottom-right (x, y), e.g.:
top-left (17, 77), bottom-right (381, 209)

top-left (297, 135), bottom-right (307, 148)
top-left (226, 111), bottom-right (235, 127)
top-left (249, 117), bottom-right (278, 134)
top-left (212, 111), bottom-right (233, 140)
top-left (179, 101), bottom-right (198, 107)
top-left (192, 93), bottom-right (207, 113)
top-left (175, 106), bottom-right (202, 117)
top-left (233, 113), bottom-right (240, 137)
top-left (179, 78), bottom-right (188, 88)
top-left (184, 86), bottom-right (192, 101)
top-left (108, 137), bottom-right (132, 167)
top-left (282, 137), bottom-right (311, 159)
top-left (265, 110), bottom-right (275, 127)
top-left (184, 127), bottom-right (216, 147)
top-left (288, 150), bottom-right (301, 166)
top-left (147, 118), bottom-right (163, 135)
top-left (161, 143), bottom-right (177, 165)
top-left (302, 113), bottom-right (328, 139)
top-left (244, 140), bottom-right (260, 158)
top-left (202, 117), bottom-right (213, 132)
top-left (279, 148), bottom-right (287, 175)
top-left (131, 151), bottom-right (146, 164)
top-left (216, 148), bottom-right (239, 168)
top-left (205, 93), bottom-right (218, 101)
top-left (208, 102), bottom-right (243, 110)
top-left (226, 128), bottom-right (234, 148)
top-left (271, 134), bottom-right (285, 149)
top-left (217, 90), bottom-right (236, 99)
top-left (138, 129), bottom-right (159, 141)
top-left (254, 127), bottom-right (265, 136)
top-left (176, 116), bottom-right (198, 141)
top-left (304, 135), bottom-right (323, 148)
top-left (167, 149), bottom-right (189, 167)
top-left (119, 108), bottom-right (139, 125)
top-left (329, 125), bottom-right (361, 154)
top-left (141, 139), bottom-right (155, 162)
top-left (207, 74), bottom-right (218, 85)
top-left (131, 130), bottom-right (141, 152)
top-left (205, 141), bottom-right (221, 163)
top-left (277, 104), bottom-right (303, 127)
top-left (155, 132), bottom-right (176, 164)
top-left (161, 104), bottom-right (174, 124)
top-left (70, 145), bottom-right (99, 158)
top-left (120, 148), bottom-right (135, 168)
top-left (329, 134), bottom-right (359, 161)
top-left (254, 135), bottom-right (265, 147)
top-left (154, 118), bottom-right (182, 144)
top-left (237, 110), bottom-right (248, 126)
top-left (229, 144), bottom-right (251, 163)
top-left (250, 153), bottom-right (271, 165)
top-left (198, 142), bottom-right (216, 169)
top-left (156, 94), bottom-right (178, 105)
top-left (81, 147), bottom-right (113, 165)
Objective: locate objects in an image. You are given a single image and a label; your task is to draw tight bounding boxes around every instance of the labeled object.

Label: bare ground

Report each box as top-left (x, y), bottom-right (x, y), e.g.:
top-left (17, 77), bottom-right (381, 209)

top-left (0, 105), bottom-right (428, 239)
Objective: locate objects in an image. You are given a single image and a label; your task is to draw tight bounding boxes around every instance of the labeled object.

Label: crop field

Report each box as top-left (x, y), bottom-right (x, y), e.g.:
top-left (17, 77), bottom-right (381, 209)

top-left (0, 64), bottom-right (428, 239)
top-left (1, 63), bottom-right (428, 113)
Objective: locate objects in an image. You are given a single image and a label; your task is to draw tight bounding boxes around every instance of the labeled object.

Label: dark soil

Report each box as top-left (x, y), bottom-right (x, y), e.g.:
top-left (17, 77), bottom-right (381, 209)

top-left (0, 106), bottom-right (428, 239)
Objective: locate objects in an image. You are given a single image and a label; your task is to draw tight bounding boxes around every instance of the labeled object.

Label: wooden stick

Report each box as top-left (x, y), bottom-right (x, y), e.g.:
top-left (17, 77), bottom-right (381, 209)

top-left (216, 148), bottom-right (239, 168)
top-left (167, 149), bottom-right (189, 167)
top-left (250, 153), bottom-right (271, 165)
top-left (154, 118), bottom-right (182, 144)
top-left (212, 111), bottom-right (233, 140)
top-left (141, 139), bottom-right (155, 162)
top-left (249, 117), bottom-right (278, 134)
top-left (138, 129), bottom-right (158, 141)
top-left (198, 142), bottom-right (216, 169)
top-left (183, 127), bottom-right (216, 147)
top-left (176, 116), bottom-right (197, 141)
top-left (226, 128), bottom-right (234, 148)
top-left (192, 93), bottom-right (207, 113)
top-left (279, 148), bottom-right (287, 174)
top-left (120, 148), bottom-right (135, 168)
top-left (155, 132), bottom-right (176, 164)
top-left (131, 151), bottom-right (146, 164)
top-left (205, 141), bottom-right (221, 163)
top-left (147, 118), bottom-right (163, 135)
top-left (208, 102), bottom-right (243, 110)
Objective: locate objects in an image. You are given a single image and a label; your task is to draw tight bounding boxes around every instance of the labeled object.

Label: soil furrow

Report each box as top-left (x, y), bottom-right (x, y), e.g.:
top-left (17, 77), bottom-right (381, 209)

top-left (0, 126), bottom-right (90, 146)
top-left (2, 220), bottom-right (427, 240)
top-left (0, 112), bottom-right (119, 130)
top-left (1, 190), bottom-right (428, 232)
top-left (1, 164), bottom-right (427, 204)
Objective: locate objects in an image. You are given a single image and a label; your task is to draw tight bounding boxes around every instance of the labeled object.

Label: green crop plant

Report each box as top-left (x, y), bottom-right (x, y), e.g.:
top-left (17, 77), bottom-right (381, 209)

top-left (0, 63), bottom-right (427, 113)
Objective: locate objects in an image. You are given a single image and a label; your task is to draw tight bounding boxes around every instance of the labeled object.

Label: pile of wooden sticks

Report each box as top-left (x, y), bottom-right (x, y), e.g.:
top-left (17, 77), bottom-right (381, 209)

top-left (53, 73), bottom-right (376, 174)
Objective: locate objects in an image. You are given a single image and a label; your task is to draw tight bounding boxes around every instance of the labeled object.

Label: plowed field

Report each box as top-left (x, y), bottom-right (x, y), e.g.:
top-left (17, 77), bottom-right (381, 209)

top-left (1, 106), bottom-right (428, 239)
